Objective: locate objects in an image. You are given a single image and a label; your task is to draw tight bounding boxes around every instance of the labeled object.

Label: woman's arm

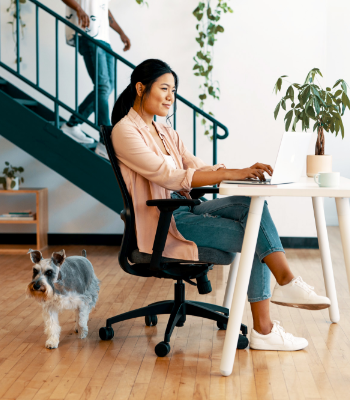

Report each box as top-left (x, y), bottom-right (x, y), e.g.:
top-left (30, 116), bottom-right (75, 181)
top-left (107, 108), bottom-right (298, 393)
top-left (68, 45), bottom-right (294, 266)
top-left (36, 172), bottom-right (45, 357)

top-left (191, 168), bottom-right (268, 187)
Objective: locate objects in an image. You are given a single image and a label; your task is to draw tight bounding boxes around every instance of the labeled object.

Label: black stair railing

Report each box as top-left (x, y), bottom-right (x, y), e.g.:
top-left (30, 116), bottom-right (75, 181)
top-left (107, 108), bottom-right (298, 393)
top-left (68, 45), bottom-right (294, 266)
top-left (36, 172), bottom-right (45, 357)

top-left (0, 0), bottom-right (229, 165)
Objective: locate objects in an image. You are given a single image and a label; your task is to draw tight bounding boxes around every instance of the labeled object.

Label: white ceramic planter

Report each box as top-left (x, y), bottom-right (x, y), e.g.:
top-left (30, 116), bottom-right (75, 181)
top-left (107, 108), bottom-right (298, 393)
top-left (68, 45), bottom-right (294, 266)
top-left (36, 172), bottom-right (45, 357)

top-left (6, 177), bottom-right (19, 190)
top-left (306, 155), bottom-right (332, 177)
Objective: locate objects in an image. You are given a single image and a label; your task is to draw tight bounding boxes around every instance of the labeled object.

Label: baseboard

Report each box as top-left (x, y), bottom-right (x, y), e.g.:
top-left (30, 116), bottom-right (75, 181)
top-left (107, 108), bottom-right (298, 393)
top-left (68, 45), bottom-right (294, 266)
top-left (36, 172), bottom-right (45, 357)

top-left (280, 237), bottom-right (318, 249)
top-left (0, 233), bottom-right (122, 246)
top-left (0, 234), bottom-right (318, 249)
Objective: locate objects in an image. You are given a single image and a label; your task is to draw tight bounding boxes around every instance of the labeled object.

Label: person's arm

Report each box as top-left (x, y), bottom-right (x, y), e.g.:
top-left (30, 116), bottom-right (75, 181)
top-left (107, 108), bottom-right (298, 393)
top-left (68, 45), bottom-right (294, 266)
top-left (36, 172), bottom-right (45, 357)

top-left (191, 168), bottom-right (268, 187)
top-left (61, 0), bottom-right (90, 28)
top-left (108, 10), bottom-right (131, 51)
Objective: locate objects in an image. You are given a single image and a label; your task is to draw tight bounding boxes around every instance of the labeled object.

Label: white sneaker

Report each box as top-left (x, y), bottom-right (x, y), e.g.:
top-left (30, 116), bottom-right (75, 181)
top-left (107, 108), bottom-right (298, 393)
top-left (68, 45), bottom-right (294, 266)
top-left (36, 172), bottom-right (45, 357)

top-left (250, 320), bottom-right (308, 351)
top-left (271, 276), bottom-right (331, 310)
top-left (95, 142), bottom-right (109, 160)
top-left (61, 123), bottom-right (94, 144)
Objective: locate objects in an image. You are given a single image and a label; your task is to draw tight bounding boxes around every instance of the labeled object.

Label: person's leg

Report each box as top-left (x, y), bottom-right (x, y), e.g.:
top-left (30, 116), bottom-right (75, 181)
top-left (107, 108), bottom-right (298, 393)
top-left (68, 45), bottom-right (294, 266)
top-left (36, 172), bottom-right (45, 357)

top-left (250, 299), bottom-right (272, 335)
top-left (68, 37), bottom-right (112, 128)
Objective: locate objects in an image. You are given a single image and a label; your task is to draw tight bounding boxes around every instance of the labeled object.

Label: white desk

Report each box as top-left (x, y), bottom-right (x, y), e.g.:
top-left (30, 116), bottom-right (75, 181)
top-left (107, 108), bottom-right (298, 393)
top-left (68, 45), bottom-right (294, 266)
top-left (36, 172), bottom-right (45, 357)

top-left (219, 177), bottom-right (350, 376)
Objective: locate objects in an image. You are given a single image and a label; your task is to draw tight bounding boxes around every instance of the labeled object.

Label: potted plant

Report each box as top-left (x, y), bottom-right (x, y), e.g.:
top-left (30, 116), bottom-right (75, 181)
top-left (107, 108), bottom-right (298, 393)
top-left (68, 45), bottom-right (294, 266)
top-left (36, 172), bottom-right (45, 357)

top-left (3, 162), bottom-right (25, 190)
top-left (273, 68), bottom-right (349, 176)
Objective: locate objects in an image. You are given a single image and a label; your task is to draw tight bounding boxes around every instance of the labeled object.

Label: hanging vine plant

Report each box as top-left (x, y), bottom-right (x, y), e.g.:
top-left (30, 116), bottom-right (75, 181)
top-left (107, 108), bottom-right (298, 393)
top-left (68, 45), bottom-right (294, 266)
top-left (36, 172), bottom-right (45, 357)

top-left (6, 0), bottom-right (27, 63)
top-left (193, 1), bottom-right (233, 136)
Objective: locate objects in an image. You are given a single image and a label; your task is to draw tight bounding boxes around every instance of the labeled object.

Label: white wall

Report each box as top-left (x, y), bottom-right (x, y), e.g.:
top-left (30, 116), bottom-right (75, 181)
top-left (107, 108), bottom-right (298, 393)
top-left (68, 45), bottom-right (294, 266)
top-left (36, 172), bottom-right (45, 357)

top-left (0, 0), bottom-right (348, 236)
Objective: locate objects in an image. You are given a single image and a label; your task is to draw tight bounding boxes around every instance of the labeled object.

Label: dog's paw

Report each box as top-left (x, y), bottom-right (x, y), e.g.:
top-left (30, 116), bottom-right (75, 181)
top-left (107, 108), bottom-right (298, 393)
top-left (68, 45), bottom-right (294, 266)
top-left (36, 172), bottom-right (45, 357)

top-left (78, 328), bottom-right (88, 339)
top-left (45, 338), bottom-right (59, 349)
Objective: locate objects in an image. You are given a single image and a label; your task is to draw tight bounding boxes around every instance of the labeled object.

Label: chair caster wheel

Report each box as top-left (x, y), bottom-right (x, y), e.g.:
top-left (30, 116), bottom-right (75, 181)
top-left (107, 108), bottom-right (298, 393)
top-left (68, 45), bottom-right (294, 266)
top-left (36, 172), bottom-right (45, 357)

top-left (155, 341), bottom-right (171, 357)
top-left (217, 321), bottom-right (227, 330)
top-left (237, 334), bottom-right (249, 350)
top-left (99, 327), bottom-right (114, 341)
top-left (145, 315), bottom-right (158, 326)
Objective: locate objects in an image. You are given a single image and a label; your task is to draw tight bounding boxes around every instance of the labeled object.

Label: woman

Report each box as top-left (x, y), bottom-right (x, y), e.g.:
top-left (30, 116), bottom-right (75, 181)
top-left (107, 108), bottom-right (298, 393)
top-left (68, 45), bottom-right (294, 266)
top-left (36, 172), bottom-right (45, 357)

top-left (111, 59), bottom-right (330, 351)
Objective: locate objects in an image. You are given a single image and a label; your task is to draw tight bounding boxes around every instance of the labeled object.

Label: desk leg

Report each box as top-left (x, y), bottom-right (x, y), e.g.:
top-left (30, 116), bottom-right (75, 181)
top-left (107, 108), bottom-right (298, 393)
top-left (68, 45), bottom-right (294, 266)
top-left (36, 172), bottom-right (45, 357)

top-left (223, 253), bottom-right (240, 310)
top-left (312, 197), bottom-right (340, 323)
top-left (335, 198), bottom-right (350, 293)
top-left (220, 197), bottom-right (265, 377)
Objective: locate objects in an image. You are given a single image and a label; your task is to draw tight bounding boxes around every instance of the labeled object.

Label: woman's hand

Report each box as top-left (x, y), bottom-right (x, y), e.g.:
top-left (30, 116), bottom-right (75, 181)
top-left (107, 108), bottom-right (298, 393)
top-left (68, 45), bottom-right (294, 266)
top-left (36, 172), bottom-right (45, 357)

top-left (250, 162), bottom-right (273, 177)
top-left (226, 168), bottom-right (267, 181)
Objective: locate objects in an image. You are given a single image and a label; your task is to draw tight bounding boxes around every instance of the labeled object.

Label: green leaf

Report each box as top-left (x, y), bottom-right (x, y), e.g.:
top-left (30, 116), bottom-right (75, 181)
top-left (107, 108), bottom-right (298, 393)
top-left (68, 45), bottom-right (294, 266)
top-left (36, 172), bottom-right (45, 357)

top-left (342, 81), bottom-right (347, 94)
top-left (302, 86), bottom-right (311, 104)
top-left (333, 79), bottom-right (342, 89)
top-left (199, 94), bottom-right (207, 100)
top-left (284, 110), bottom-right (293, 131)
top-left (274, 102), bottom-right (281, 120)
top-left (5, 162), bottom-right (9, 166)
top-left (306, 106), bottom-right (316, 120)
top-left (11, 180), bottom-right (15, 189)
top-left (287, 86), bottom-right (294, 102)
top-left (313, 121), bottom-right (319, 132)
top-left (18, 167), bottom-right (24, 173)
top-left (281, 99), bottom-right (286, 110)
top-left (334, 89), bottom-right (342, 98)
top-left (314, 97), bottom-right (320, 115)
top-left (201, 118), bottom-right (206, 125)
top-left (326, 87), bottom-right (331, 91)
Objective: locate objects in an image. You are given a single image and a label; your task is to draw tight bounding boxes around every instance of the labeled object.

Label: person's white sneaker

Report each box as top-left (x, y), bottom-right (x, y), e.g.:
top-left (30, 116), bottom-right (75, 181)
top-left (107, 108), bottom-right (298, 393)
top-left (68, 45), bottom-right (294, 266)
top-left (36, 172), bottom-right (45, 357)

top-left (271, 276), bottom-right (331, 310)
top-left (95, 142), bottom-right (109, 160)
top-left (250, 320), bottom-right (308, 351)
top-left (61, 123), bottom-right (94, 144)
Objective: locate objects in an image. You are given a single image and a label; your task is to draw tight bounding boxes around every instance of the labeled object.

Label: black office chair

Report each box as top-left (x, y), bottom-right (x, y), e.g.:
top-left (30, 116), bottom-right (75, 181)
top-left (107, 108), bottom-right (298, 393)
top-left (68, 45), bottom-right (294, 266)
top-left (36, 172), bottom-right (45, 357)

top-left (98, 125), bottom-right (248, 357)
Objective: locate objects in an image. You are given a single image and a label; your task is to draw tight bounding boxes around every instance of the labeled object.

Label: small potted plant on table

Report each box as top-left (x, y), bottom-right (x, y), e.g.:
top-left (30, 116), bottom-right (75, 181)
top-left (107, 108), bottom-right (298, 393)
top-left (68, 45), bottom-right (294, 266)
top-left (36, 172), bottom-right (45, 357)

top-left (3, 162), bottom-right (25, 190)
top-left (273, 68), bottom-right (349, 176)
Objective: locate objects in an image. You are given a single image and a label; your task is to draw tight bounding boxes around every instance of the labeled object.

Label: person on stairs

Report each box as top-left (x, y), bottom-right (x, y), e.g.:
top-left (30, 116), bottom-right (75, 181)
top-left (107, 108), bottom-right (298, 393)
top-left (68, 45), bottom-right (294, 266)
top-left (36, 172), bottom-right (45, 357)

top-left (61, 0), bottom-right (130, 158)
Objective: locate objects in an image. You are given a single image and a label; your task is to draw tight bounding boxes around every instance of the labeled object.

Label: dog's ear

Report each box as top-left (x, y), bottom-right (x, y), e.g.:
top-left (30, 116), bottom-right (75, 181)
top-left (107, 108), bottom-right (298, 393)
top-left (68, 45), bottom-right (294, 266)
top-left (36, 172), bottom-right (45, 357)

top-left (51, 250), bottom-right (66, 267)
top-left (28, 249), bottom-right (43, 264)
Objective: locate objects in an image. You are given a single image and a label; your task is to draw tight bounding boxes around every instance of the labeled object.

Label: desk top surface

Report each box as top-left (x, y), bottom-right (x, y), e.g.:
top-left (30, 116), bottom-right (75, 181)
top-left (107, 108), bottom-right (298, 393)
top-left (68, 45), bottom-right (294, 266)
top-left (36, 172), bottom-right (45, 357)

top-left (0, 188), bottom-right (47, 194)
top-left (219, 177), bottom-right (350, 198)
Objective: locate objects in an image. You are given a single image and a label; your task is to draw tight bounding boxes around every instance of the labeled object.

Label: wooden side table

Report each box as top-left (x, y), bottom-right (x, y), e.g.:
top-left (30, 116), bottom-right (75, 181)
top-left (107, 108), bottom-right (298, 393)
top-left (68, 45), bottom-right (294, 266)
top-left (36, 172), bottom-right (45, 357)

top-left (0, 188), bottom-right (48, 254)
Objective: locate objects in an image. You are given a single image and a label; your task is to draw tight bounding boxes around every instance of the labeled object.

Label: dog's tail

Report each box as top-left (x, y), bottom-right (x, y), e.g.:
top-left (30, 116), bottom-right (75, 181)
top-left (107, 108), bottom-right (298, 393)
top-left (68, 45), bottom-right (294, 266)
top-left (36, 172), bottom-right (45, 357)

top-left (82, 249), bottom-right (87, 258)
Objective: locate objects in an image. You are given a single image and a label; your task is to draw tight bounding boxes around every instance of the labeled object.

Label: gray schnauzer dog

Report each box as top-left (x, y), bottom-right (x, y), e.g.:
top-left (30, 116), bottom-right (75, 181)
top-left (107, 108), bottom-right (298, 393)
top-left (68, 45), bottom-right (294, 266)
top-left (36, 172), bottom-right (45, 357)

top-left (26, 249), bottom-right (100, 349)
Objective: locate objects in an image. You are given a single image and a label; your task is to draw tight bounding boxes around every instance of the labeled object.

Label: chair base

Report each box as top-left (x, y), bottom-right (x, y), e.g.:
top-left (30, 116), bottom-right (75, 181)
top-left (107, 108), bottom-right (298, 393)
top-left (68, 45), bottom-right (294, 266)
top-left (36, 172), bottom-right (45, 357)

top-left (99, 280), bottom-right (249, 356)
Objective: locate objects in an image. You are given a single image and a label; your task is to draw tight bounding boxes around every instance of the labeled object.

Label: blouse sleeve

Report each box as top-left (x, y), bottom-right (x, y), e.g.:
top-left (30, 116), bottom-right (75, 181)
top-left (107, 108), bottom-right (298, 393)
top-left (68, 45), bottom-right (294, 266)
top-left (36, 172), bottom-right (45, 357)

top-left (170, 128), bottom-right (226, 172)
top-left (112, 122), bottom-right (196, 191)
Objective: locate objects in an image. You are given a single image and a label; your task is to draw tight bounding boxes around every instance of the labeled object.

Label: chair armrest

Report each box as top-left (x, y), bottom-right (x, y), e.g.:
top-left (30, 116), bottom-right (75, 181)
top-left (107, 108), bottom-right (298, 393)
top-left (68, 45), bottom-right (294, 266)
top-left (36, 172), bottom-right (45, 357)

top-left (146, 198), bottom-right (200, 272)
top-left (190, 186), bottom-right (219, 199)
top-left (147, 198), bottom-right (200, 211)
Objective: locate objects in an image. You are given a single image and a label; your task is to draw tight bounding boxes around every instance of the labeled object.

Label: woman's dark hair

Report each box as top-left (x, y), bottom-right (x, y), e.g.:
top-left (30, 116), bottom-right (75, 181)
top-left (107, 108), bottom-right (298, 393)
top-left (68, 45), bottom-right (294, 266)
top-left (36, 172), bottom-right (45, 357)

top-left (111, 59), bottom-right (178, 126)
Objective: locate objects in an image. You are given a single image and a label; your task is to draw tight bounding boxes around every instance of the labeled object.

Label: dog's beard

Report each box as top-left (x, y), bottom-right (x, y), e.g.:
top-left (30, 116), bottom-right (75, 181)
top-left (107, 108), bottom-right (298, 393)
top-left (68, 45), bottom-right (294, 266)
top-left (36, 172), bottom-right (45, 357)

top-left (26, 282), bottom-right (53, 302)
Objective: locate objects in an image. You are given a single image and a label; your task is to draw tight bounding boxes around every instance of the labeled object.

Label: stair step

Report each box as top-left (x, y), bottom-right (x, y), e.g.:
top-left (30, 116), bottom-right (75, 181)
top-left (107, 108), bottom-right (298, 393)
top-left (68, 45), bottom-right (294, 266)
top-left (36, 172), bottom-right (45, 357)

top-left (0, 78), bottom-right (7, 86)
top-left (14, 98), bottom-right (38, 107)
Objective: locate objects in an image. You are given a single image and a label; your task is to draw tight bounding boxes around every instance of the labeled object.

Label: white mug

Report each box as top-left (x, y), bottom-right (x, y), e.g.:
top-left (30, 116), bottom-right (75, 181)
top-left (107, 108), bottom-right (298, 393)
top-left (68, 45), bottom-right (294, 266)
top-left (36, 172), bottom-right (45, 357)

top-left (314, 172), bottom-right (340, 187)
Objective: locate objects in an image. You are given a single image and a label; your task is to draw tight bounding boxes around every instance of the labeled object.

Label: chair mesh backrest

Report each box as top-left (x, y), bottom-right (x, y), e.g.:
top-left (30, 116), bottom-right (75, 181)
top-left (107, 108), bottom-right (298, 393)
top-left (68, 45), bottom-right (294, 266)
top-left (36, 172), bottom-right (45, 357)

top-left (100, 125), bottom-right (137, 260)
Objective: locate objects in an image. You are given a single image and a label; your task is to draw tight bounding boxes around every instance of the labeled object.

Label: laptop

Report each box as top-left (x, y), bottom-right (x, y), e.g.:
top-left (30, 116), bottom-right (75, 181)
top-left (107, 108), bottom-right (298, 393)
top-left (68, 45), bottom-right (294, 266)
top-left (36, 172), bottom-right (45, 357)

top-left (222, 132), bottom-right (313, 185)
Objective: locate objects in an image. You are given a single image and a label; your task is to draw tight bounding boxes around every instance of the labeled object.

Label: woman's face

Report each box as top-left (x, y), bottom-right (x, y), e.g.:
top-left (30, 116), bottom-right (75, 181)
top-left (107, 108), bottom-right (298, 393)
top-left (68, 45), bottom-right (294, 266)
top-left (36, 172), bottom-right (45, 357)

top-left (138, 73), bottom-right (176, 117)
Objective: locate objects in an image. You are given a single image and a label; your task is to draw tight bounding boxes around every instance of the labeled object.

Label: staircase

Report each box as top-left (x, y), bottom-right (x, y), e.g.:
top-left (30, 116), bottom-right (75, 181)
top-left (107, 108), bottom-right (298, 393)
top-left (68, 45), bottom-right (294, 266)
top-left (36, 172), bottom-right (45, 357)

top-left (0, 0), bottom-right (229, 212)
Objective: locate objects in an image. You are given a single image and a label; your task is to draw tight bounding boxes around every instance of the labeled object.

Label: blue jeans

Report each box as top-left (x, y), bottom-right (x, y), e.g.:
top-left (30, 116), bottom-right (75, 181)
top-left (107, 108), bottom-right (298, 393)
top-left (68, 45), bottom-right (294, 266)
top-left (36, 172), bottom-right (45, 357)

top-left (69, 36), bottom-right (114, 141)
top-left (171, 193), bottom-right (285, 303)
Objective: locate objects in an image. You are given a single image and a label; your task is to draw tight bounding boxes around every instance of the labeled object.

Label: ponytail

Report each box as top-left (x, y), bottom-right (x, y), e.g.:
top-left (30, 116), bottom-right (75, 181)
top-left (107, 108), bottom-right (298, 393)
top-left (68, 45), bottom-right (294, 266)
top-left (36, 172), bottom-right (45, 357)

top-left (111, 84), bottom-right (136, 126)
top-left (111, 59), bottom-right (178, 126)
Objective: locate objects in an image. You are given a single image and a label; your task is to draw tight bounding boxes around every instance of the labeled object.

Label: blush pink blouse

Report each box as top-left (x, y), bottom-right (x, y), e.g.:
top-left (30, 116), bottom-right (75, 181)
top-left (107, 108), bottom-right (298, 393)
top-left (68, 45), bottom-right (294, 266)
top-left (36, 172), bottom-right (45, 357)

top-left (111, 107), bottom-right (225, 261)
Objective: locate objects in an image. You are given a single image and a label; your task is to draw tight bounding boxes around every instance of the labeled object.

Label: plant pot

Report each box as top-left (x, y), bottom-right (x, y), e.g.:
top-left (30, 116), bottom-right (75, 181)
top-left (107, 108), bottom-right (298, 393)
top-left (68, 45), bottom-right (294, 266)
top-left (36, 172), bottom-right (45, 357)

top-left (6, 177), bottom-right (19, 190)
top-left (306, 155), bottom-right (332, 177)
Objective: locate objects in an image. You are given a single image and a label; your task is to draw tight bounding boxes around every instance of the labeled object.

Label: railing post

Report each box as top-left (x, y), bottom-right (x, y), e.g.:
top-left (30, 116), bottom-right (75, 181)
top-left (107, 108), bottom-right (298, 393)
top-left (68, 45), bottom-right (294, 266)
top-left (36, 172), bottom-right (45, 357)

top-left (36, 5), bottom-right (39, 85)
top-left (16, 0), bottom-right (20, 73)
top-left (213, 123), bottom-right (218, 199)
top-left (75, 33), bottom-right (78, 112)
top-left (114, 58), bottom-right (117, 103)
top-left (193, 109), bottom-right (196, 156)
top-left (55, 18), bottom-right (59, 128)
top-left (95, 44), bottom-right (98, 126)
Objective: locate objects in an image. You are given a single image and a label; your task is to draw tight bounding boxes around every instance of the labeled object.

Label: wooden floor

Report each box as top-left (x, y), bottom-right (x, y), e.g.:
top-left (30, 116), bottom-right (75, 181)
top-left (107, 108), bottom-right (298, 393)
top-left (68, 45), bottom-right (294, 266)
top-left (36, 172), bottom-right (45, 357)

top-left (0, 227), bottom-right (350, 400)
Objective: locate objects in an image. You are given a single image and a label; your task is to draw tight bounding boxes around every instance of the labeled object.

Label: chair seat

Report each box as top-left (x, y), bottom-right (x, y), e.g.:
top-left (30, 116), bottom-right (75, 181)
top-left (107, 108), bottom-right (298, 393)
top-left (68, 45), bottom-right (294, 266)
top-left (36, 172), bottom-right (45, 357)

top-left (130, 247), bottom-right (235, 265)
